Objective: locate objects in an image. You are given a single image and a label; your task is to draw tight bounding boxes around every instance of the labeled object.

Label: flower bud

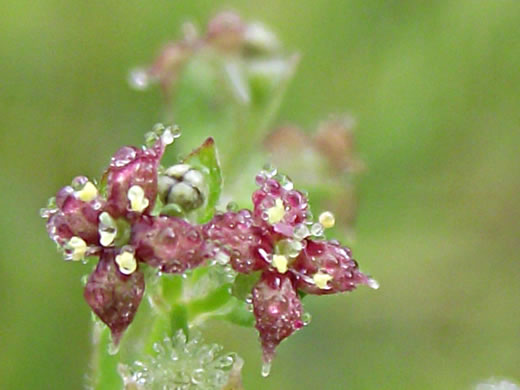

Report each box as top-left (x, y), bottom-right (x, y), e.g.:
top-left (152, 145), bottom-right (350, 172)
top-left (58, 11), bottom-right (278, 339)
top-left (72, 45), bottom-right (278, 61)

top-left (158, 164), bottom-right (205, 212)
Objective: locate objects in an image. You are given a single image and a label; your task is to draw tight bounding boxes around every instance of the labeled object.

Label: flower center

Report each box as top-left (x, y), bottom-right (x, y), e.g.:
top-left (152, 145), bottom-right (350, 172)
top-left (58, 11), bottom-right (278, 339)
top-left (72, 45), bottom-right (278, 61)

top-left (272, 254), bottom-right (288, 274)
top-left (266, 198), bottom-right (285, 224)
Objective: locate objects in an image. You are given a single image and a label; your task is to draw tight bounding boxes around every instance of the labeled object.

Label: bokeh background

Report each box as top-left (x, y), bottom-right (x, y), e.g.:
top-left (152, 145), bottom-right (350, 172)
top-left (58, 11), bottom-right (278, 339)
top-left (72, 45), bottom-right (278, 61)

top-left (1, 1), bottom-right (520, 389)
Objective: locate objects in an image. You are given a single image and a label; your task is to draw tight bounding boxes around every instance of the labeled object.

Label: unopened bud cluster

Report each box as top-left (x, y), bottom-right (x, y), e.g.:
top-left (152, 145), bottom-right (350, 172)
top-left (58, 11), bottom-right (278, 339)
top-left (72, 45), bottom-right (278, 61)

top-left (158, 164), bottom-right (205, 212)
top-left (118, 330), bottom-right (242, 390)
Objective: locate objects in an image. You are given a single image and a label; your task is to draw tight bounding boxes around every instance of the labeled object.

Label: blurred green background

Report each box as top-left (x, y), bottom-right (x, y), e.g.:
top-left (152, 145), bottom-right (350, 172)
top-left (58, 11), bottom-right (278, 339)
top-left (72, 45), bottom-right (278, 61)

top-left (1, 1), bottom-right (520, 389)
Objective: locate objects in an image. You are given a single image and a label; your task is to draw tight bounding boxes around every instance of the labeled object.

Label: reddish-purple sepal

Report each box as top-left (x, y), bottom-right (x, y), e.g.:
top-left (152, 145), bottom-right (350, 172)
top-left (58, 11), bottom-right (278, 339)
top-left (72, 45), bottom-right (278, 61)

top-left (83, 251), bottom-right (145, 345)
top-left (46, 181), bottom-right (103, 246)
top-left (131, 215), bottom-right (207, 273)
top-left (105, 145), bottom-right (163, 218)
top-left (202, 210), bottom-right (272, 273)
top-left (291, 239), bottom-right (369, 295)
top-left (252, 272), bottom-right (303, 364)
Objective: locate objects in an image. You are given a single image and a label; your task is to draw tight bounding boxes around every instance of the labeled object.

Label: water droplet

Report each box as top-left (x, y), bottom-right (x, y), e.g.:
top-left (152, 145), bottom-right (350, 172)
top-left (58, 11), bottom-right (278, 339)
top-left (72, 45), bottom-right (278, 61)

top-left (218, 253), bottom-right (232, 266)
top-left (310, 222), bottom-right (324, 237)
top-left (191, 368), bottom-right (205, 384)
top-left (226, 201), bottom-right (239, 212)
top-left (214, 354), bottom-right (235, 369)
top-left (108, 341), bottom-right (120, 355)
top-left (128, 67), bottom-right (150, 90)
top-left (80, 274), bottom-right (89, 286)
top-left (302, 312), bottom-right (312, 326)
top-left (261, 163), bottom-right (277, 178)
top-left (261, 361), bottom-right (271, 377)
top-left (292, 224), bottom-right (309, 242)
top-left (367, 278), bottom-right (380, 290)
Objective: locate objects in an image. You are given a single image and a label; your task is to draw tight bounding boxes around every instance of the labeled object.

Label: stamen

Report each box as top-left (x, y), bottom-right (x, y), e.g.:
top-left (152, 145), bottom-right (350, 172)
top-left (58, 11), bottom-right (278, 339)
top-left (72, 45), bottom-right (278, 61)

top-left (99, 212), bottom-right (117, 247)
top-left (115, 250), bottom-right (137, 275)
top-left (128, 185), bottom-right (149, 212)
top-left (267, 198), bottom-right (285, 224)
top-left (318, 211), bottom-right (335, 229)
top-left (313, 271), bottom-right (333, 289)
top-left (272, 254), bottom-right (288, 274)
top-left (76, 181), bottom-right (98, 202)
top-left (66, 236), bottom-right (87, 261)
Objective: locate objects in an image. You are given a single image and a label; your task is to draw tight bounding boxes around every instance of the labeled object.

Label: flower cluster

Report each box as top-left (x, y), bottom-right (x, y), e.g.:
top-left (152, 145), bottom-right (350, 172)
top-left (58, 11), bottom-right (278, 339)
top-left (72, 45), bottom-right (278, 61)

top-left (41, 125), bottom-right (209, 344)
top-left (42, 127), bottom-right (375, 367)
top-left (130, 11), bottom-right (286, 100)
top-left (203, 170), bottom-right (375, 366)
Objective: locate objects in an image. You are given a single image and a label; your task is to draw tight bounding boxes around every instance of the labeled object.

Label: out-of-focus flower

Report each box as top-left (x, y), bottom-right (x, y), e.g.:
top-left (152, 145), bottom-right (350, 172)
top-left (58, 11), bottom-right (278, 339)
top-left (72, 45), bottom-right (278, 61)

top-left (264, 116), bottom-right (364, 232)
top-left (203, 169), bottom-right (376, 367)
top-left (129, 10), bottom-right (291, 105)
top-left (41, 125), bottom-right (208, 344)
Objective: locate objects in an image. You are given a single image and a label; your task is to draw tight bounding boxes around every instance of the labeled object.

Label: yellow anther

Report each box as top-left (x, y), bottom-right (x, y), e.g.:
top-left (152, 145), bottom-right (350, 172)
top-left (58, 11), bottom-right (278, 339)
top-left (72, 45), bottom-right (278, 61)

top-left (128, 185), bottom-right (149, 212)
top-left (67, 236), bottom-right (87, 261)
top-left (115, 251), bottom-right (137, 275)
top-left (272, 254), bottom-right (288, 274)
top-left (313, 272), bottom-right (333, 289)
top-left (318, 211), bottom-right (335, 229)
top-left (76, 182), bottom-right (98, 202)
top-left (99, 212), bottom-right (117, 247)
top-left (267, 198), bottom-right (285, 224)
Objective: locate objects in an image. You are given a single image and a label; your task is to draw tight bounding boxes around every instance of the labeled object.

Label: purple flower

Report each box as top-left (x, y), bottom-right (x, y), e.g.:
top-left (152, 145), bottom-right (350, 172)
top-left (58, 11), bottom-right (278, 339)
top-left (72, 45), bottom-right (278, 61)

top-left (43, 128), bottom-right (208, 344)
top-left (203, 172), bottom-right (374, 365)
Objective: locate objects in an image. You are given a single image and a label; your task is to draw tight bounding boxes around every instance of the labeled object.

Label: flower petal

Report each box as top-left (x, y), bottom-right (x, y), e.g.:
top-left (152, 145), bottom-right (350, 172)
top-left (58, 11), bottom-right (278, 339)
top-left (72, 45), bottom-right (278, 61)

top-left (202, 210), bottom-right (272, 273)
top-left (252, 272), bottom-right (303, 364)
top-left (46, 178), bottom-right (103, 246)
top-left (105, 143), bottom-right (164, 218)
top-left (83, 250), bottom-right (145, 345)
top-left (252, 176), bottom-right (308, 235)
top-left (131, 215), bottom-right (207, 273)
top-left (291, 239), bottom-right (369, 295)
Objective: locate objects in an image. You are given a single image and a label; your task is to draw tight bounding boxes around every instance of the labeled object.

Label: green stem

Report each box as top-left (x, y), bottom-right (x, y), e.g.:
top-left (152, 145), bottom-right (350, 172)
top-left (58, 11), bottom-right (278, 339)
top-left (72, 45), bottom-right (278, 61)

top-left (91, 325), bottom-right (123, 390)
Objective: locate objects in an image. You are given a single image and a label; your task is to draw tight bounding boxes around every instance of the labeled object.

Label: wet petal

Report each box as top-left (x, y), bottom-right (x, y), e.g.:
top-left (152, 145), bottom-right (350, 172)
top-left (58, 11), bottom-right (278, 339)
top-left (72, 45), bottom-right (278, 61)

top-left (131, 215), bottom-right (207, 273)
top-left (291, 239), bottom-right (369, 295)
top-left (46, 178), bottom-right (103, 246)
top-left (83, 251), bottom-right (145, 345)
top-left (252, 177), bottom-right (308, 235)
top-left (202, 210), bottom-right (272, 273)
top-left (105, 143), bottom-right (164, 218)
top-left (252, 272), bottom-right (303, 364)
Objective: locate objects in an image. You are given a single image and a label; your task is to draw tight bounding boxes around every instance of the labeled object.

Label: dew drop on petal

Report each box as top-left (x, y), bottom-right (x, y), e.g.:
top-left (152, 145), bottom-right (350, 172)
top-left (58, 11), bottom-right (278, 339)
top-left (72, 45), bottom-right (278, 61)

top-left (261, 361), bottom-right (272, 377)
top-left (261, 163), bottom-right (277, 178)
top-left (310, 222), bottom-right (324, 237)
top-left (293, 223), bottom-right (310, 241)
top-left (367, 278), bottom-right (380, 290)
top-left (302, 312), bottom-right (312, 326)
top-left (226, 201), bottom-right (239, 212)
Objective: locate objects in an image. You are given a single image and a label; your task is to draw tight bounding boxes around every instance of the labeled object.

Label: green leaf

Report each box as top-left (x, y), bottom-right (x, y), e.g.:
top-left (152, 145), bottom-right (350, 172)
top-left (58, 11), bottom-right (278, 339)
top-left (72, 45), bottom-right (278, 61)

top-left (231, 272), bottom-right (262, 301)
top-left (183, 137), bottom-right (223, 223)
top-left (187, 284), bottom-right (233, 319)
top-left (219, 299), bottom-right (255, 328)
